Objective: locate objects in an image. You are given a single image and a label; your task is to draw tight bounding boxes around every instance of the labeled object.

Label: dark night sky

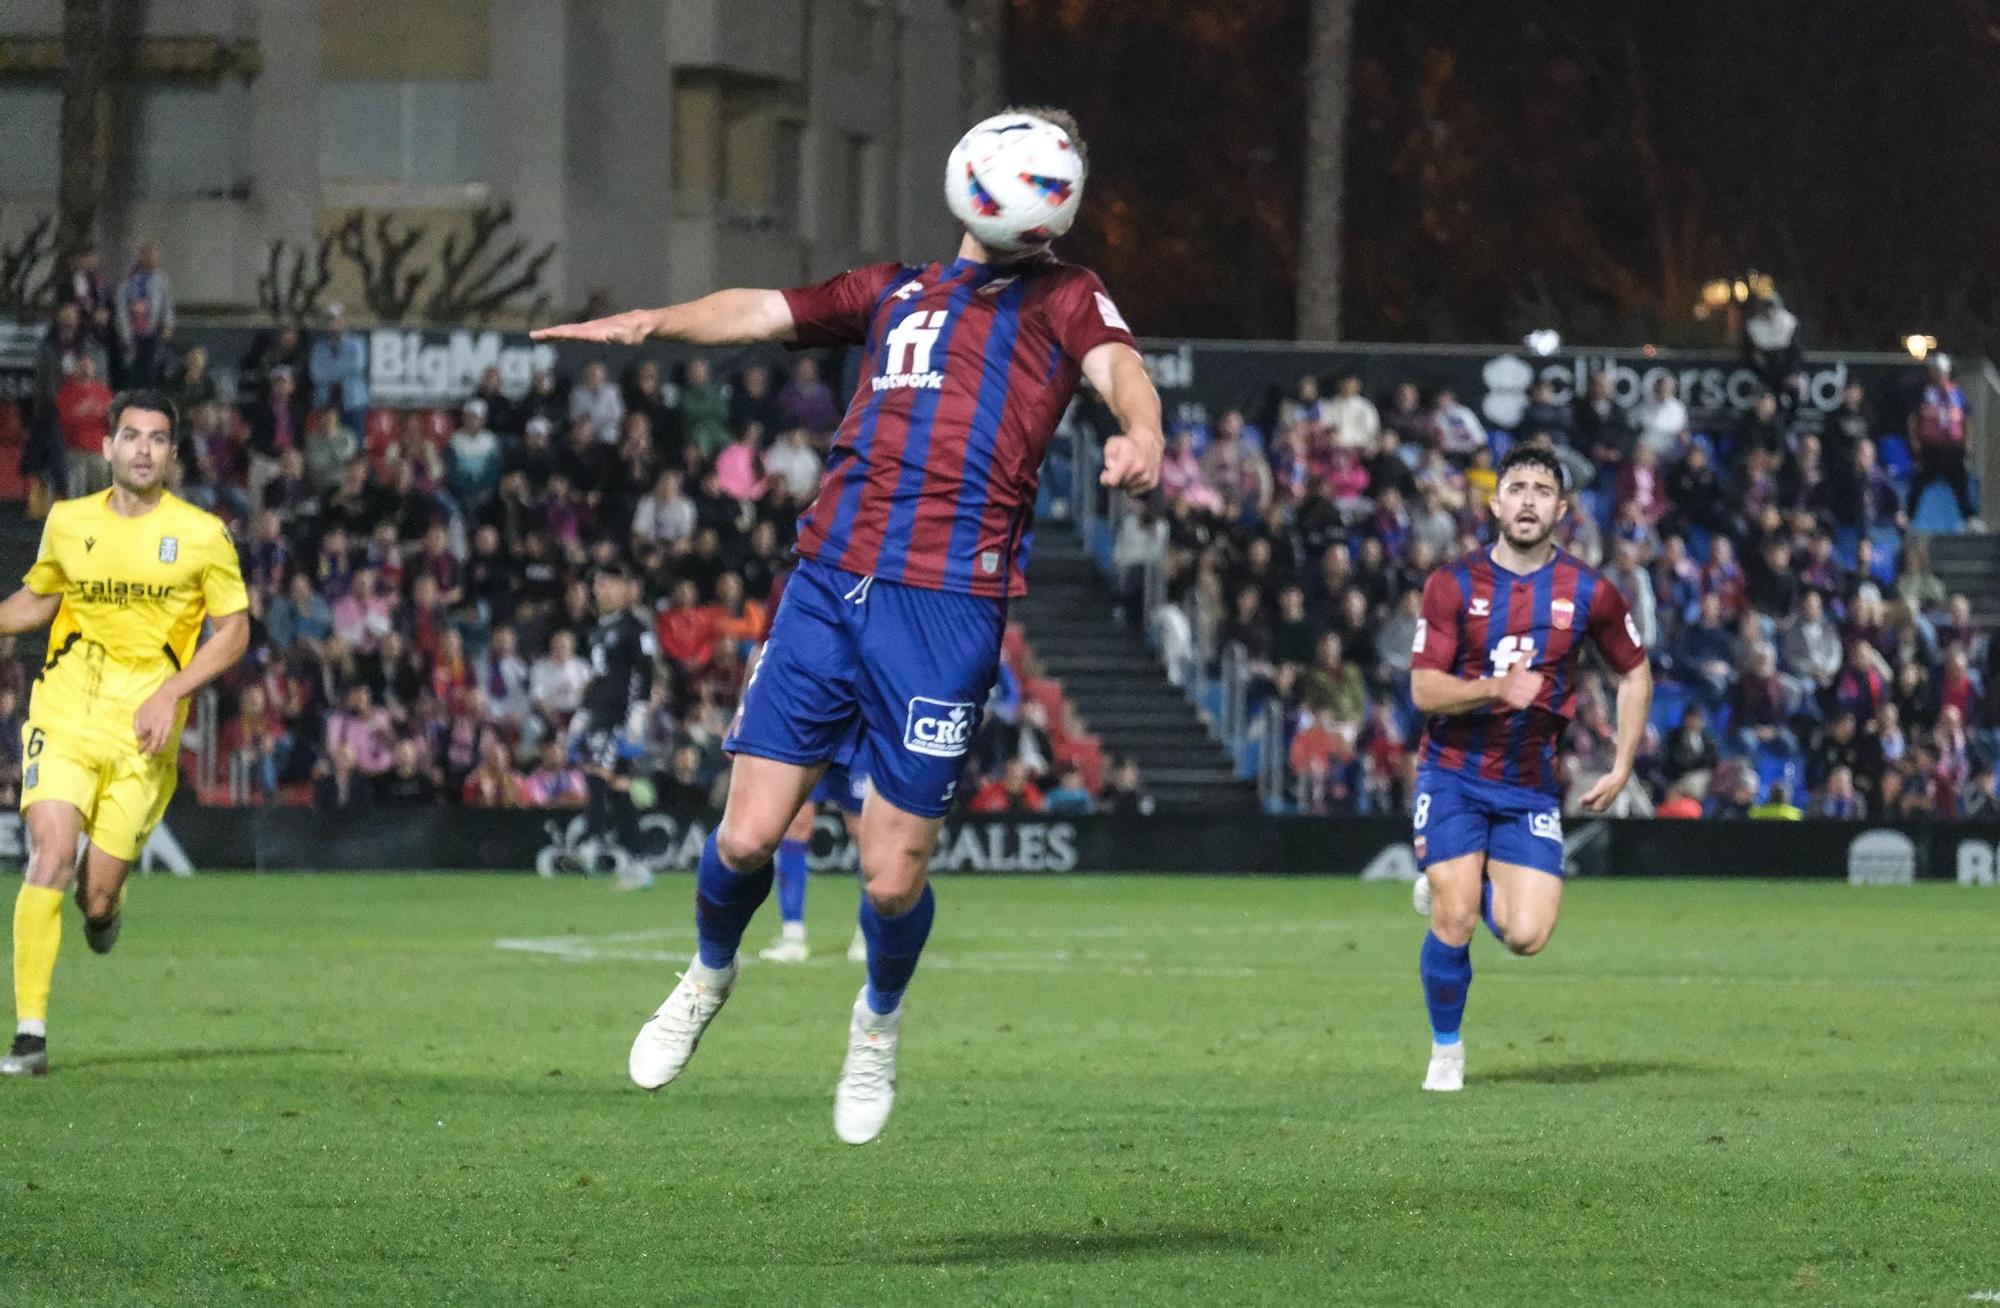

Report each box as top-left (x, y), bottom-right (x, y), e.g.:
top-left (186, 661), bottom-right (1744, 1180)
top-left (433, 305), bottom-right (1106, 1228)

top-left (1006, 0), bottom-right (2000, 355)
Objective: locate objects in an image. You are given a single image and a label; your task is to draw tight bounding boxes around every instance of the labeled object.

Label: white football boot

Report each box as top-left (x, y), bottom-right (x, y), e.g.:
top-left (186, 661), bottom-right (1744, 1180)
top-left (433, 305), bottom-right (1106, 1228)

top-left (846, 927), bottom-right (868, 963)
top-left (628, 960), bottom-right (736, 1090)
top-left (758, 922), bottom-right (810, 963)
top-left (833, 989), bottom-right (900, 1145)
top-left (1412, 871), bottom-right (1433, 917)
top-left (1422, 1040), bottom-right (1465, 1093)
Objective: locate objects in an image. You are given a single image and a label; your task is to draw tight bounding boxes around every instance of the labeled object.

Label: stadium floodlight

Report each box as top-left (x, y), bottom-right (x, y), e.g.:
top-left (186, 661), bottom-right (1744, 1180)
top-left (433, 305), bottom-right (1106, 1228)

top-left (1523, 329), bottom-right (1562, 357)
top-left (1904, 333), bottom-right (1938, 361)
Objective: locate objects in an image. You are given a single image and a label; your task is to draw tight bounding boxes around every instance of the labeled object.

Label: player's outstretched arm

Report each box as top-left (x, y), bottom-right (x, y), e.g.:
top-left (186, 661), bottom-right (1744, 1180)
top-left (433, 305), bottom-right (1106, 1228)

top-left (1083, 342), bottom-right (1165, 494)
top-left (1578, 659), bottom-right (1653, 813)
top-left (530, 290), bottom-right (797, 347)
top-left (133, 611), bottom-right (250, 755)
top-left (0, 586), bottom-right (59, 636)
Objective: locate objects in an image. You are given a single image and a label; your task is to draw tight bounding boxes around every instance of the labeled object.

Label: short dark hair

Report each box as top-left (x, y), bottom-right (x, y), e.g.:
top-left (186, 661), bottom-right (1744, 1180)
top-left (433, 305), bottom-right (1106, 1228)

top-left (1005, 105), bottom-right (1087, 171)
top-left (1495, 442), bottom-right (1567, 492)
top-left (109, 389), bottom-right (179, 444)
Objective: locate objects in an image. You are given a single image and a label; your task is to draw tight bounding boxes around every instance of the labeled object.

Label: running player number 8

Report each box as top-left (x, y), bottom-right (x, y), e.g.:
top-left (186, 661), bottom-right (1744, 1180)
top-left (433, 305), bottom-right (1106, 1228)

top-left (1413, 793), bottom-right (1430, 829)
top-left (1490, 634), bottom-right (1536, 677)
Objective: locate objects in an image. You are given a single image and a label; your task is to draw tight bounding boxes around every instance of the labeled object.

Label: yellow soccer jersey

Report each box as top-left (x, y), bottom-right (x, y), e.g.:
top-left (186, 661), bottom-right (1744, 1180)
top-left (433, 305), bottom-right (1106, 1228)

top-left (23, 490), bottom-right (249, 752)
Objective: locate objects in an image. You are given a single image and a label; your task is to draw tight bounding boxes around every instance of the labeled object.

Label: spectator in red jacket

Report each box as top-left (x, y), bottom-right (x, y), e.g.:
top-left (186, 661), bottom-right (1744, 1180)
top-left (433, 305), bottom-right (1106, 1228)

top-left (55, 351), bottom-right (113, 495)
top-left (969, 759), bottom-right (1046, 814)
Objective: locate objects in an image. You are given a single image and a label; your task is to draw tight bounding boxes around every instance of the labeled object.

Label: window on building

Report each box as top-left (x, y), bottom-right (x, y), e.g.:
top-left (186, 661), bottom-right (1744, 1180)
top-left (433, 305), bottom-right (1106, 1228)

top-left (319, 0), bottom-right (491, 195)
top-left (132, 83), bottom-right (253, 198)
top-left (0, 86), bottom-right (61, 194)
top-left (673, 72), bottom-right (801, 227)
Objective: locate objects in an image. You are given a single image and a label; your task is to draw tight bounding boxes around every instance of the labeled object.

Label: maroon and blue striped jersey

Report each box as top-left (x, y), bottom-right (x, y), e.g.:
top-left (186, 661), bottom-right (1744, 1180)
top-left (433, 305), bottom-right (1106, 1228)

top-left (1411, 547), bottom-right (1647, 794)
top-left (781, 254), bottom-right (1136, 598)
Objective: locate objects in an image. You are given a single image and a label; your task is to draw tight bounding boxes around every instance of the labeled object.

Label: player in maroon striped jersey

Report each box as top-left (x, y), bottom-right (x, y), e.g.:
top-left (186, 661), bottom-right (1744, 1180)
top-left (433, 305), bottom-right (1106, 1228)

top-left (1406, 443), bottom-right (1652, 1091)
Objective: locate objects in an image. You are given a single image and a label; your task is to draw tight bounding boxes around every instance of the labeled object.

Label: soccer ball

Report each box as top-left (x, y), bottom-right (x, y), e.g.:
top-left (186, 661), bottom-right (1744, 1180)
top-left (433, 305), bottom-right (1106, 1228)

top-left (944, 112), bottom-right (1086, 257)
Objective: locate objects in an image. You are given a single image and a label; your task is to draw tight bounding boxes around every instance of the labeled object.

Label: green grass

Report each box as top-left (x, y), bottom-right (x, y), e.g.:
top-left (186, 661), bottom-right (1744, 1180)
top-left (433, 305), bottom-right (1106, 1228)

top-left (2, 873), bottom-right (1996, 1306)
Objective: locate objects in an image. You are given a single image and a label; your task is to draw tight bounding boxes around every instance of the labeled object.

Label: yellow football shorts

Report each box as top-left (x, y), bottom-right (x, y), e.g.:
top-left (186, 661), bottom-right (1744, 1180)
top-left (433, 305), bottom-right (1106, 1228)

top-left (19, 717), bottom-right (178, 863)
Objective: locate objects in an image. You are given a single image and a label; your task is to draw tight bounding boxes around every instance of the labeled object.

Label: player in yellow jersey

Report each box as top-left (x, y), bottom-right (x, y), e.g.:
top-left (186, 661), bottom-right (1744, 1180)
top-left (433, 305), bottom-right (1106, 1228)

top-left (0, 390), bottom-right (248, 1076)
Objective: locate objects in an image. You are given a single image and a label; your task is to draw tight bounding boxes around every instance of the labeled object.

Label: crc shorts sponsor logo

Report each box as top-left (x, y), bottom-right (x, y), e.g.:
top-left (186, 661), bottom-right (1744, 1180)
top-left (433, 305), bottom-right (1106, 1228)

top-left (1529, 810), bottom-right (1563, 842)
top-left (904, 697), bottom-right (974, 758)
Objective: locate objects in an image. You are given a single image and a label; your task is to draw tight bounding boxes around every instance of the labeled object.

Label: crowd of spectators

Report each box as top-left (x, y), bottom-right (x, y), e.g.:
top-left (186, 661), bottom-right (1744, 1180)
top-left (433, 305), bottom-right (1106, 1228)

top-left (1121, 349), bottom-right (1988, 821)
top-left (19, 249), bottom-right (1135, 820)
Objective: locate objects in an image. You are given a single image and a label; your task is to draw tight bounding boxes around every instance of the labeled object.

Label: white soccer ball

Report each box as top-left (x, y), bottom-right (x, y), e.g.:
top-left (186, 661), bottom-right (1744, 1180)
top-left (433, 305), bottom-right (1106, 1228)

top-left (944, 112), bottom-right (1086, 257)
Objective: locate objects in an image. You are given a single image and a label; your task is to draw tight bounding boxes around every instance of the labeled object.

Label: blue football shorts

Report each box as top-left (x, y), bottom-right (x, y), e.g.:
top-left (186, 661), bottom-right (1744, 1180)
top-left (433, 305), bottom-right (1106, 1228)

top-left (725, 557), bottom-right (1003, 819)
top-left (1411, 766), bottom-right (1567, 878)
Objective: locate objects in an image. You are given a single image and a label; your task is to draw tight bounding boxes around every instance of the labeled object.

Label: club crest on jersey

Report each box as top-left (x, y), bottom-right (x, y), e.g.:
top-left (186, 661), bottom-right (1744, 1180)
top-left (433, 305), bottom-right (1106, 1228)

top-left (1469, 596), bottom-right (1490, 617)
top-left (158, 536), bottom-right (178, 563)
top-left (904, 697), bottom-right (975, 758)
top-left (1551, 597), bottom-right (1575, 630)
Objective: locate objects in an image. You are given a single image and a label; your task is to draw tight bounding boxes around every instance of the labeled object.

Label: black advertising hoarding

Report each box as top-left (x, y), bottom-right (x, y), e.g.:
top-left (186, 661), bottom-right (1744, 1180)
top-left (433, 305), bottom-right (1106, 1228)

top-left (109, 803), bottom-right (2000, 883)
top-left (0, 315), bottom-right (1929, 438)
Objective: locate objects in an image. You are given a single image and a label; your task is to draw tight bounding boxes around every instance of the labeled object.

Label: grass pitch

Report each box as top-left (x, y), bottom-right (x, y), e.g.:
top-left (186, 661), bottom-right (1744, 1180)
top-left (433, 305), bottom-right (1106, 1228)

top-left (2, 873), bottom-right (1995, 1305)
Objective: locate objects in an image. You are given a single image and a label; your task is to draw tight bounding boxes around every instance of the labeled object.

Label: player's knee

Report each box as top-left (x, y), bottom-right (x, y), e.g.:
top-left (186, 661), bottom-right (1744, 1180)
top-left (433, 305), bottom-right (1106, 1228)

top-left (1430, 904), bottom-right (1478, 947)
top-left (714, 821), bottom-right (781, 872)
top-left (1501, 926), bottom-right (1551, 957)
top-left (857, 849), bottom-right (926, 915)
top-left (862, 878), bottom-right (924, 917)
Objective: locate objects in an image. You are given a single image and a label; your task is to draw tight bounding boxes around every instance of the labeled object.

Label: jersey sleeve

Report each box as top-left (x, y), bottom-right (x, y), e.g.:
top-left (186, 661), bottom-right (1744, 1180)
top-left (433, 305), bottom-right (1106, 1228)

top-left (199, 520), bottom-right (250, 618)
top-left (780, 262), bottom-right (904, 348)
top-left (22, 513), bottom-right (65, 596)
top-left (1047, 268), bottom-right (1139, 363)
top-left (1587, 575), bottom-right (1647, 674)
top-left (1410, 569), bottom-right (1462, 673)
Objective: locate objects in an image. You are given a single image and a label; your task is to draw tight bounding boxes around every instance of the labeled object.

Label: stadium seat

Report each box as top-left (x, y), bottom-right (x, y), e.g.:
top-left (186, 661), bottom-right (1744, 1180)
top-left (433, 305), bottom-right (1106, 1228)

top-left (1912, 482), bottom-right (1965, 533)
top-left (1867, 526), bottom-right (1904, 581)
top-left (1685, 526), bottom-right (1712, 564)
top-left (1649, 680), bottom-right (1688, 736)
top-left (1877, 435), bottom-right (1913, 478)
top-left (1830, 526), bottom-right (1860, 571)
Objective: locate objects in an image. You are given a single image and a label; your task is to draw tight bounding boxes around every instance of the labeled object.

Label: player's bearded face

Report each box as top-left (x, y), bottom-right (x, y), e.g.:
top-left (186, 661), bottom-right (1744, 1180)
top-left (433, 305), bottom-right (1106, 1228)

top-left (107, 413), bottom-right (175, 494)
top-left (1491, 472), bottom-right (1565, 548)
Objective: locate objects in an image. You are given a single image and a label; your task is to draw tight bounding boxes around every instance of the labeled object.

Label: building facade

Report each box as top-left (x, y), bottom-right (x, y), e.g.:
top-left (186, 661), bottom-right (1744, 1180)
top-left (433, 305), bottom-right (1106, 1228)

top-left (0, 0), bottom-right (964, 317)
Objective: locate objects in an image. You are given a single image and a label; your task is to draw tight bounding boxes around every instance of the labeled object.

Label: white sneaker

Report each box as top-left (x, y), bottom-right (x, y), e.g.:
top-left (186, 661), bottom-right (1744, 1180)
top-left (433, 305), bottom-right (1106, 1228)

top-left (628, 959), bottom-right (736, 1090)
top-left (1412, 872), bottom-right (1432, 916)
top-left (846, 928), bottom-right (867, 963)
top-left (758, 935), bottom-right (810, 963)
top-left (833, 988), bottom-right (899, 1145)
top-left (1422, 1040), bottom-right (1465, 1092)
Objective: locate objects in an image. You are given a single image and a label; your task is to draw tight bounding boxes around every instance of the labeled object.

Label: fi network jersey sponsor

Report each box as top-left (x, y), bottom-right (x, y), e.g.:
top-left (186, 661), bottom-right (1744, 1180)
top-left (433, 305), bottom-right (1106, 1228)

top-left (1411, 547), bottom-right (1646, 794)
top-left (781, 254), bottom-right (1136, 598)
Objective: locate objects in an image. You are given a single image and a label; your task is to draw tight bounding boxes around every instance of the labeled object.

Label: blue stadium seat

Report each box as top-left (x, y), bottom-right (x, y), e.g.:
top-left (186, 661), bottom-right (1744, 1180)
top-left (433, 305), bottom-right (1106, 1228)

top-left (1868, 526), bottom-right (1904, 581)
top-left (1878, 435), bottom-right (1914, 478)
top-left (1912, 482), bottom-right (1965, 533)
top-left (1753, 749), bottom-right (1798, 800)
top-left (1649, 680), bottom-right (1688, 737)
top-left (1831, 525), bottom-right (1860, 571)
top-left (1685, 525), bottom-right (1712, 564)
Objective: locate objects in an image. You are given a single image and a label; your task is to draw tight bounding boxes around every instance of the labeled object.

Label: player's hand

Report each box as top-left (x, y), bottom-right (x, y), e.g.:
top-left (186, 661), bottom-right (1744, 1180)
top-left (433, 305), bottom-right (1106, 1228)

top-left (1578, 768), bottom-right (1630, 813)
top-left (530, 309), bottom-right (658, 346)
top-left (1100, 432), bottom-right (1162, 494)
top-left (1494, 665), bottom-right (1545, 711)
top-left (133, 689), bottom-right (181, 755)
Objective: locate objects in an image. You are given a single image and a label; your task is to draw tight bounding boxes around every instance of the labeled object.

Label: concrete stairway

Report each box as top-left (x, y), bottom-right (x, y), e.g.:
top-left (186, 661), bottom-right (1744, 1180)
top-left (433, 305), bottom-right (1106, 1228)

top-left (1016, 523), bottom-right (1256, 811)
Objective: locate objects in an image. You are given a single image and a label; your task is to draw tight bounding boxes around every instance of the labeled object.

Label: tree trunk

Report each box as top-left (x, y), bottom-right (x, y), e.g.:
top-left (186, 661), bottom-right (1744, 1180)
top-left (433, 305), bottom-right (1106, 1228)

top-left (1296, 0), bottom-right (1354, 341)
top-left (56, 0), bottom-right (108, 253)
top-left (957, 0), bottom-right (1005, 124)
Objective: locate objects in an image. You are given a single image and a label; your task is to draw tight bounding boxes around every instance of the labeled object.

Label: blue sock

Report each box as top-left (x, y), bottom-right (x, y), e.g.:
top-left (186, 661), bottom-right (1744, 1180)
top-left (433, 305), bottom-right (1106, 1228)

top-left (1480, 878), bottom-right (1502, 943)
top-left (859, 884), bottom-right (935, 1015)
top-left (1420, 930), bottom-right (1472, 1045)
top-left (694, 831), bottom-right (773, 969)
top-left (775, 838), bottom-right (808, 925)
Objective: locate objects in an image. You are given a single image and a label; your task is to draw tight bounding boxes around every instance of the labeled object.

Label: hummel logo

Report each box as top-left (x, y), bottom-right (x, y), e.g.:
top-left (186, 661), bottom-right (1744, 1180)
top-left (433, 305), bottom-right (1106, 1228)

top-left (1469, 597), bottom-right (1489, 617)
top-left (84, 537), bottom-right (95, 553)
top-left (892, 280), bottom-right (924, 301)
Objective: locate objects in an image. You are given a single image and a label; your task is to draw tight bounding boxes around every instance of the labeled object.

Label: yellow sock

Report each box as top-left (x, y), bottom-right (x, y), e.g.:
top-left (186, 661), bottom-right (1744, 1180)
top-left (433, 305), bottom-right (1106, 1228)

top-left (13, 883), bottom-right (63, 1027)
